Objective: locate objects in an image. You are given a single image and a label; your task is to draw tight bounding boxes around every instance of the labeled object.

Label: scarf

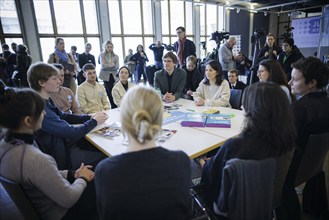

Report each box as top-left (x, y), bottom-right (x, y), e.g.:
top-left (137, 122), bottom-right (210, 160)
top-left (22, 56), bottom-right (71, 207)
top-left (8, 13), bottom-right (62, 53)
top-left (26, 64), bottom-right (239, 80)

top-left (55, 48), bottom-right (68, 62)
top-left (177, 38), bottom-right (186, 66)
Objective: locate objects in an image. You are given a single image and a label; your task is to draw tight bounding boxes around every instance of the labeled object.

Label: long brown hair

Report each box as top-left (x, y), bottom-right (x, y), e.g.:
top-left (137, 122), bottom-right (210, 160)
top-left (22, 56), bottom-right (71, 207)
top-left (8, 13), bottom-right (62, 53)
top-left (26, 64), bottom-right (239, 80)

top-left (239, 82), bottom-right (297, 158)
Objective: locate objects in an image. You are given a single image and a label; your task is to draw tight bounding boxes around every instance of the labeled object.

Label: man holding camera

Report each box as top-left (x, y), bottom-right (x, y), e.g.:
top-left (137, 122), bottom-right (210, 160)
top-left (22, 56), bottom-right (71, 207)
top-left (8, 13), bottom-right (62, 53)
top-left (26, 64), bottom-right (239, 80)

top-left (218, 36), bottom-right (237, 80)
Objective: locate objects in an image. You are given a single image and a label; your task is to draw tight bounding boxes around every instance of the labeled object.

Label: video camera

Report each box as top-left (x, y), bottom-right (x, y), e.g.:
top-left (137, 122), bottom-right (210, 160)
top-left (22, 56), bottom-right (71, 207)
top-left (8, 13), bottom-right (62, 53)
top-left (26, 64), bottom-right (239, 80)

top-left (281, 26), bottom-right (294, 39)
top-left (163, 43), bottom-right (174, 51)
top-left (253, 28), bottom-right (265, 39)
top-left (210, 31), bottom-right (230, 44)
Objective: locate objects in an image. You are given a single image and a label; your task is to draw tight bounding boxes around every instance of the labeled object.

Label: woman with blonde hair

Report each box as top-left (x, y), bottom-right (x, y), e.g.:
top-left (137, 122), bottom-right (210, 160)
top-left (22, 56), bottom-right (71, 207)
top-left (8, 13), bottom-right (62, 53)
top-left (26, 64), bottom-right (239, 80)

top-left (95, 86), bottom-right (191, 220)
top-left (99, 40), bottom-right (119, 108)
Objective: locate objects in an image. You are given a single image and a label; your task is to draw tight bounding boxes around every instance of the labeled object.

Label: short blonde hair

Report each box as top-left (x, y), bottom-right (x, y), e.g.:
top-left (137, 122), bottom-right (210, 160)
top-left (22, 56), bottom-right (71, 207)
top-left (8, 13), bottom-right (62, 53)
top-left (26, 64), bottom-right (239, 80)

top-left (120, 86), bottom-right (163, 144)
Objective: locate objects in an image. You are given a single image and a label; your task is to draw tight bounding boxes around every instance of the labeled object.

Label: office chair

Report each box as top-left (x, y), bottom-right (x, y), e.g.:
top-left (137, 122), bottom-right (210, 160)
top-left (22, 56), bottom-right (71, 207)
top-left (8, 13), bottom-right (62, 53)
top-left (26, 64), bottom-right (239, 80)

top-left (295, 132), bottom-right (329, 218)
top-left (229, 89), bottom-right (243, 110)
top-left (0, 176), bottom-right (41, 220)
top-left (214, 158), bottom-right (276, 220)
top-left (272, 150), bottom-right (295, 220)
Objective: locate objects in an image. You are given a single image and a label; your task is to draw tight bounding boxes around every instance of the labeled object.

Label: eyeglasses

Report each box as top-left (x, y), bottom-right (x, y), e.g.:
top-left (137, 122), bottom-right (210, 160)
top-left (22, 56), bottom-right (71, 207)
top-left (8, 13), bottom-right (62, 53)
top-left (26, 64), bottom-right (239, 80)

top-left (176, 31), bottom-right (183, 34)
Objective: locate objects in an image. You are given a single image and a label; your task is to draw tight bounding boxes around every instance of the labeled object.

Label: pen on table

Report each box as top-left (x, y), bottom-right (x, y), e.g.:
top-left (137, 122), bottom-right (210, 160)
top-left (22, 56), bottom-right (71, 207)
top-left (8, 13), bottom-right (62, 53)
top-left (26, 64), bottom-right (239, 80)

top-left (187, 109), bottom-right (195, 112)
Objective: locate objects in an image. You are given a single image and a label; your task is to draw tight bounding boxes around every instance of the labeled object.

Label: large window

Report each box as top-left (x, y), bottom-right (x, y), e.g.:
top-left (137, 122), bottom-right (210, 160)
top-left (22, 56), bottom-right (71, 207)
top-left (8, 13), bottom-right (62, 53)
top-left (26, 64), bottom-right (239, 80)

top-left (200, 3), bottom-right (224, 59)
top-left (33, 0), bottom-right (100, 62)
top-left (0, 0), bottom-right (23, 53)
top-left (109, 0), bottom-right (154, 66)
top-left (161, 0), bottom-right (194, 47)
top-left (3, 0), bottom-right (227, 63)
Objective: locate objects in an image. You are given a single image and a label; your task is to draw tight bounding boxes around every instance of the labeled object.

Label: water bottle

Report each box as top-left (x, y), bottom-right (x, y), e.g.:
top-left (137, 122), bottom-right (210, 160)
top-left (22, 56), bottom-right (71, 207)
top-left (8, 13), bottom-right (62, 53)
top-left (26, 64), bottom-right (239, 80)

top-left (156, 88), bottom-right (162, 98)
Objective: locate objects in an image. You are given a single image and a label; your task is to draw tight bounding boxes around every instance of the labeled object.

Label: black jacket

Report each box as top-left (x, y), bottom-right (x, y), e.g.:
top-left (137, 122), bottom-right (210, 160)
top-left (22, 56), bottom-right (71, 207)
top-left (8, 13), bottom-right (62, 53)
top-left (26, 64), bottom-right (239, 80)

top-left (277, 46), bottom-right (304, 81)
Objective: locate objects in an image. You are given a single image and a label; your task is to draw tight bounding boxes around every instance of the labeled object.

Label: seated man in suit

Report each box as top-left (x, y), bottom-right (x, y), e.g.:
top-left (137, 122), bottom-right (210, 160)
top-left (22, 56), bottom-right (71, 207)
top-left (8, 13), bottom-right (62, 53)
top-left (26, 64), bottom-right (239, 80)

top-left (228, 69), bottom-right (246, 91)
top-left (154, 52), bottom-right (186, 102)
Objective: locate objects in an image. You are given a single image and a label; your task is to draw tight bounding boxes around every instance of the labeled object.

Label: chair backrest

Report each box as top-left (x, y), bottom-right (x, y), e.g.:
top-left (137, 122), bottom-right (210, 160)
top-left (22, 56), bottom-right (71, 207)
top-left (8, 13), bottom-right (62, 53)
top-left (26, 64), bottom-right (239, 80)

top-left (229, 89), bottom-right (243, 110)
top-left (214, 158), bottom-right (276, 220)
top-left (295, 132), bottom-right (329, 186)
top-left (0, 176), bottom-right (41, 220)
top-left (273, 149), bottom-right (295, 208)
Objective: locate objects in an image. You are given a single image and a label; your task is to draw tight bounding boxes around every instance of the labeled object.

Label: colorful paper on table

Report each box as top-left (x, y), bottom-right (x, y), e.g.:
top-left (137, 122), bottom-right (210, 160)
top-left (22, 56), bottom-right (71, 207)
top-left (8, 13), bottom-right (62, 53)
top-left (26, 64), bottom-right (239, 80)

top-left (162, 111), bottom-right (186, 125)
top-left (180, 113), bottom-right (231, 128)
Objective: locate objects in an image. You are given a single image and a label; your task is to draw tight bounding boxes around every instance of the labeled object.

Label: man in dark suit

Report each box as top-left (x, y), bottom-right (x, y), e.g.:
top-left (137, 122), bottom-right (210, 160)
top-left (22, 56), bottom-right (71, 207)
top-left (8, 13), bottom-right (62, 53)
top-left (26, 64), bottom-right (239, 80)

top-left (154, 52), bottom-right (186, 102)
top-left (77, 43), bottom-right (96, 85)
top-left (173, 26), bottom-right (196, 67)
top-left (228, 69), bottom-right (246, 91)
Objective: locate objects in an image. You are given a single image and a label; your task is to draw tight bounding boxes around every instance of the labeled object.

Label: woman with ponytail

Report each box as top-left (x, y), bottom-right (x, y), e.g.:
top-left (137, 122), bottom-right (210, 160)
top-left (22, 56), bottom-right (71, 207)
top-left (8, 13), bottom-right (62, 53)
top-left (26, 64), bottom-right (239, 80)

top-left (95, 86), bottom-right (191, 220)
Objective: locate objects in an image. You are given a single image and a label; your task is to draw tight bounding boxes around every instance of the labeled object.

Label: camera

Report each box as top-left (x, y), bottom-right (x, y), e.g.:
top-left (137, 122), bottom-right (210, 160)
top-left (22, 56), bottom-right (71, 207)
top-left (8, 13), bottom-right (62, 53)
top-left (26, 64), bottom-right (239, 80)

top-left (253, 28), bottom-right (265, 39)
top-left (281, 26), bottom-right (294, 39)
top-left (210, 31), bottom-right (230, 44)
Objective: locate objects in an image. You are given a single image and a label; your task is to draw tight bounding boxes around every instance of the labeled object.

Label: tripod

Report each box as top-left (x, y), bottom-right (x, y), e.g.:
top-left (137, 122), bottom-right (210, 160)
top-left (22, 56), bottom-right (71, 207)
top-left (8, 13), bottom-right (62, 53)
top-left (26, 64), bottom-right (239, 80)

top-left (248, 36), bottom-right (262, 85)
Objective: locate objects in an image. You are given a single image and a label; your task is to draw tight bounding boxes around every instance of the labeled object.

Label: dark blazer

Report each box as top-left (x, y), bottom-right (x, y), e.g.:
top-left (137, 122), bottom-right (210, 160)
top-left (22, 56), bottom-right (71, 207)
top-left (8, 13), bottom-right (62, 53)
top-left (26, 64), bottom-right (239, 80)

top-left (78, 52), bottom-right (96, 69)
top-left (291, 91), bottom-right (329, 151)
top-left (229, 80), bottom-right (246, 91)
top-left (154, 68), bottom-right (187, 100)
top-left (257, 44), bottom-right (282, 64)
top-left (173, 39), bottom-right (196, 66)
top-left (277, 46), bottom-right (304, 81)
top-left (182, 66), bottom-right (203, 94)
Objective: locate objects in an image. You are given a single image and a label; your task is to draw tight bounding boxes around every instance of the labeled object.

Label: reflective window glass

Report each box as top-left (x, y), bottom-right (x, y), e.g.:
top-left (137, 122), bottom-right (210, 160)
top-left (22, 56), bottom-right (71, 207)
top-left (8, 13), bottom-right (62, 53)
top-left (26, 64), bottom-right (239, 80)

top-left (83, 1), bottom-right (98, 34)
top-left (218, 6), bottom-right (224, 31)
top-left (185, 1), bottom-right (193, 35)
top-left (206, 4), bottom-right (217, 35)
top-left (0, 0), bottom-right (21, 34)
top-left (200, 4), bottom-right (205, 35)
top-left (33, 0), bottom-right (53, 34)
top-left (122, 1), bottom-right (142, 34)
top-left (53, 0), bottom-right (83, 34)
top-left (161, 0), bottom-right (169, 35)
top-left (162, 37), bottom-right (170, 47)
top-left (124, 37), bottom-right (143, 56)
top-left (40, 38), bottom-right (56, 62)
top-left (170, 0), bottom-right (184, 35)
top-left (144, 37), bottom-right (154, 65)
top-left (108, 0), bottom-right (121, 34)
top-left (142, 0), bottom-right (153, 35)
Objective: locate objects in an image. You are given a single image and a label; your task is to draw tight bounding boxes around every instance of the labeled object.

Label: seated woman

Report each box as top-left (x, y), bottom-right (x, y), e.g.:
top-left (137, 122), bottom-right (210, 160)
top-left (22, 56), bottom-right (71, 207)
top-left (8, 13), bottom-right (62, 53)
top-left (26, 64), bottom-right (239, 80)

top-left (50, 63), bottom-right (82, 114)
top-left (95, 86), bottom-right (191, 220)
top-left (0, 82), bottom-right (97, 220)
top-left (282, 56), bottom-right (329, 218)
top-left (197, 82), bottom-right (296, 211)
top-left (111, 66), bottom-right (134, 107)
top-left (193, 60), bottom-right (230, 107)
top-left (182, 55), bottom-right (203, 100)
top-left (257, 59), bottom-right (294, 103)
